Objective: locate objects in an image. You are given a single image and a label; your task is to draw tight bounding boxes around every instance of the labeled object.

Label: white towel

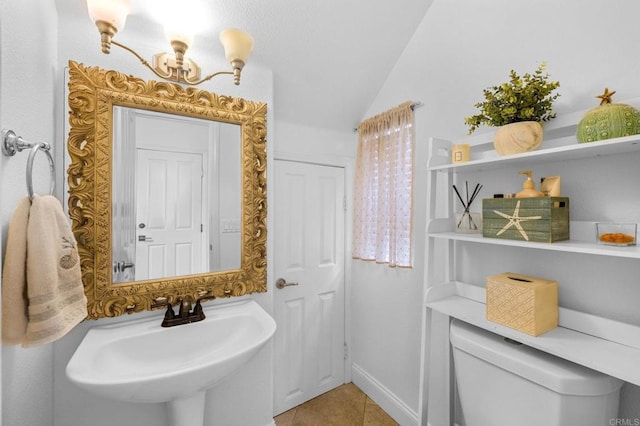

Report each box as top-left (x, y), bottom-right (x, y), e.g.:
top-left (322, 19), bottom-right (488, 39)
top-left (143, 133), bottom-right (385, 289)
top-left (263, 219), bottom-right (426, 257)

top-left (1, 197), bottom-right (30, 344)
top-left (2, 195), bottom-right (88, 347)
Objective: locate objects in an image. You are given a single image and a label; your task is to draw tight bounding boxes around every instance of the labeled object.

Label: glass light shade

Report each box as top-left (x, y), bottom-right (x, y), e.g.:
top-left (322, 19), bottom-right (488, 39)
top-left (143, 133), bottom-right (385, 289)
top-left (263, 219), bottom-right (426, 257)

top-left (220, 29), bottom-right (254, 63)
top-left (87, 0), bottom-right (130, 31)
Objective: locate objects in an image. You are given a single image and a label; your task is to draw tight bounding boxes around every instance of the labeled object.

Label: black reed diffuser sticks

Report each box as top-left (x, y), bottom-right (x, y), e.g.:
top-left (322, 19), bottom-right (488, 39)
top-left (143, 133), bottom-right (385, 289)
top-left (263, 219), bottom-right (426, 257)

top-left (453, 181), bottom-right (482, 230)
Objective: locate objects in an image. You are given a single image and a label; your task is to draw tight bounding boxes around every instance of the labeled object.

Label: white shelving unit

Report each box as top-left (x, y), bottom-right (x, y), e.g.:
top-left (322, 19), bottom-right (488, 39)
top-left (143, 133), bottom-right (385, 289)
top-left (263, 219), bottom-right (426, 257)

top-left (428, 133), bottom-right (640, 172)
top-left (417, 99), bottom-right (640, 426)
top-left (425, 282), bottom-right (640, 386)
top-left (428, 219), bottom-right (640, 259)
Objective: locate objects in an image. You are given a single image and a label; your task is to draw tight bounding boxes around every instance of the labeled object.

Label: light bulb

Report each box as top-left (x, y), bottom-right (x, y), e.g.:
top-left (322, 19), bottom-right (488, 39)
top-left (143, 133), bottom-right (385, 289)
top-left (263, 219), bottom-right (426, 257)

top-left (86, 0), bottom-right (130, 31)
top-left (164, 25), bottom-right (194, 49)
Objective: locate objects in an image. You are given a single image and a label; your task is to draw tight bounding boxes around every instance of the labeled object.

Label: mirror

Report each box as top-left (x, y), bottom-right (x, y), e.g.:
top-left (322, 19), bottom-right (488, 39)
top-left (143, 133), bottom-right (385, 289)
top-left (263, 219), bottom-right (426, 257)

top-left (67, 61), bottom-right (267, 319)
top-left (111, 107), bottom-right (242, 283)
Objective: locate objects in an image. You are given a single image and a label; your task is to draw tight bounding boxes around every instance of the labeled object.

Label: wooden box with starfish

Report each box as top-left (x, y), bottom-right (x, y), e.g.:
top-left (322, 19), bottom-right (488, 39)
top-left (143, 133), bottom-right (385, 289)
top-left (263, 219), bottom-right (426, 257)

top-left (481, 197), bottom-right (569, 243)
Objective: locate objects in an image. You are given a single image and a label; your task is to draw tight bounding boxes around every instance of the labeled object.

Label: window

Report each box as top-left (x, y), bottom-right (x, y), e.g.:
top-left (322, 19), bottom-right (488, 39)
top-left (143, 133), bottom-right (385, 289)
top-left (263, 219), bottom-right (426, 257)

top-left (352, 101), bottom-right (414, 268)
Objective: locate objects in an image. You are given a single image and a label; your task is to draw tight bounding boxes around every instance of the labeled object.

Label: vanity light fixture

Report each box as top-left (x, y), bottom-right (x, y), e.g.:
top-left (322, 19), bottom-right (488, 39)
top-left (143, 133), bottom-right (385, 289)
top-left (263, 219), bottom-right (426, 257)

top-left (86, 0), bottom-right (254, 85)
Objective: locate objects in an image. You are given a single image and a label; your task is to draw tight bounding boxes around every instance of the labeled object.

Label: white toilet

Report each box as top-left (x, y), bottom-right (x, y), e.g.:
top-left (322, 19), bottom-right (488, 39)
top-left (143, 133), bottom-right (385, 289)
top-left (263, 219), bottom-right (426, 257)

top-left (450, 319), bottom-right (623, 426)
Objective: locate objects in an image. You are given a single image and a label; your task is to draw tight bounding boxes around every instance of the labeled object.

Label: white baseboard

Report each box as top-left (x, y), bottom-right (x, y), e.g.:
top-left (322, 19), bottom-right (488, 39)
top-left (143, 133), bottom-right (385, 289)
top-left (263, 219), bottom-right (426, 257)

top-left (351, 363), bottom-right (419, 426)
top-left (428, 423), bottom-right (461, 426)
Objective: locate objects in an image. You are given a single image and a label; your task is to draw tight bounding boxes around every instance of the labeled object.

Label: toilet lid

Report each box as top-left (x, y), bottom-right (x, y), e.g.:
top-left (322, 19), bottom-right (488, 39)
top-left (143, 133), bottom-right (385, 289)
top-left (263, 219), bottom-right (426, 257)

top-left (450, 319), bottom-right (623, 396)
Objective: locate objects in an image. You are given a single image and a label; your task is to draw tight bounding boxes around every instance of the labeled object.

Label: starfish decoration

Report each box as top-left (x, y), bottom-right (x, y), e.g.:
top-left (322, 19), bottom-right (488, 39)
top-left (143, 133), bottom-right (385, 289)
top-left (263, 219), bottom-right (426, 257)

top-left (494, 200), bottom-right (542, 241)
top-left (596, 88), bottom-right (616, 105)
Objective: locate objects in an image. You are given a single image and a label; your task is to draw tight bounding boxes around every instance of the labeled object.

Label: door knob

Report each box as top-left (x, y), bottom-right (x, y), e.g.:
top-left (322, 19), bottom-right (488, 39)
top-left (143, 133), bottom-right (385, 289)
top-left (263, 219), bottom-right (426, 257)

top-left (275, 278), bottom-right (299, 289)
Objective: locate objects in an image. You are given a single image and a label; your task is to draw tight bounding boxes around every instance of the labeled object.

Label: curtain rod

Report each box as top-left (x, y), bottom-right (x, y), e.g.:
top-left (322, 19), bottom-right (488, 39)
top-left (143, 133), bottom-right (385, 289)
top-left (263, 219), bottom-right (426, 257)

top-left (352, 101), bottom-right (423, 133)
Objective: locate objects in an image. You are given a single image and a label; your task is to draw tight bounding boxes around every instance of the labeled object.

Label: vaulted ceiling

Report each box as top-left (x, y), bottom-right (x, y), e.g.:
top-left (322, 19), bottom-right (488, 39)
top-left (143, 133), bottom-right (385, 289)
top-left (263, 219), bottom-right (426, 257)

top-left (56, 0), bottom-right (433, 130)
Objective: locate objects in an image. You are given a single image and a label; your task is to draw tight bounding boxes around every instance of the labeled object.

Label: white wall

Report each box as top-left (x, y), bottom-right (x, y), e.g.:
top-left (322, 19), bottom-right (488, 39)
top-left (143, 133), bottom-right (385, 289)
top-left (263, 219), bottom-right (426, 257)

top-left (0, 1), bottom-right (58, 425)
top-left (352, 0), bottom-right (640, 423)
top-left (274, 121), bottom-right (356, 161)
top-left (218, 123), bottom-right (243, 270)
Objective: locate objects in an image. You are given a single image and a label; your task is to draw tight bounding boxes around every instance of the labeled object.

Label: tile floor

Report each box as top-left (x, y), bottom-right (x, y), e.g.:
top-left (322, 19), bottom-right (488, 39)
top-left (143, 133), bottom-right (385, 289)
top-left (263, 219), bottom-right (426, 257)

top-left (274, 383), bottom-right (399, 426)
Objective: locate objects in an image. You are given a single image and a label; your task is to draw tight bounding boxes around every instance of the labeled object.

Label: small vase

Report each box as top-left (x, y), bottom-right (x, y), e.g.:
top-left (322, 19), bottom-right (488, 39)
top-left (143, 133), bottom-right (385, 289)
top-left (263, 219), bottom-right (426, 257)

top-left (455, 212), bottom-right (482, 234)
top-left (493, 121), bottom-right (543, 155)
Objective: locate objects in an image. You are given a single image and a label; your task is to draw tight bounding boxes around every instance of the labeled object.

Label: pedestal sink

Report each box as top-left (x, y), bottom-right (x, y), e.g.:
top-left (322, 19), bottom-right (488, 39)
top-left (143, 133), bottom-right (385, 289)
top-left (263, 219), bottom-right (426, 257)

top-left (66, 299), bottom-right (276, 426)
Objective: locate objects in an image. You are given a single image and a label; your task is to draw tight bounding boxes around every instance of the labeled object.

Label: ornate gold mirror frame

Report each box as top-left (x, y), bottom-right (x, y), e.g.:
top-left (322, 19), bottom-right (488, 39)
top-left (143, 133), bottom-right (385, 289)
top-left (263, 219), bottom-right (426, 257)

top-left (67, 61), bottom-right (267, 319)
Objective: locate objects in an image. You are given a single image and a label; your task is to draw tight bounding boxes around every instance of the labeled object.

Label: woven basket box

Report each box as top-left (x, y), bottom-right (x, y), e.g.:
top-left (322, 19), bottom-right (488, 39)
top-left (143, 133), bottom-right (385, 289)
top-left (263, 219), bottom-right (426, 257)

top-left (486, 272), bottom-right (558, 336)
top-left (482, 197), bottom-right (569, 243)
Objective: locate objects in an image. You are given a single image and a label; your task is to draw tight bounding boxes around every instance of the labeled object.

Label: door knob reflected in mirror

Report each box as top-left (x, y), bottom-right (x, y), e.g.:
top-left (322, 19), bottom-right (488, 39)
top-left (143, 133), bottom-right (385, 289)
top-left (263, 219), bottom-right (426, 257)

top-left (113, 261), bottom-right (135, 273)
top-left (275, 278), bottom-right (299, 289)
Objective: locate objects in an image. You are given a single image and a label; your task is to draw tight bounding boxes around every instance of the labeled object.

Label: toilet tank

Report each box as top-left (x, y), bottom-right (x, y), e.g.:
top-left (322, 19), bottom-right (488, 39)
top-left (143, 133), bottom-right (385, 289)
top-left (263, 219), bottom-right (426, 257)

top-left (450, 319), bottom-right (623, 426)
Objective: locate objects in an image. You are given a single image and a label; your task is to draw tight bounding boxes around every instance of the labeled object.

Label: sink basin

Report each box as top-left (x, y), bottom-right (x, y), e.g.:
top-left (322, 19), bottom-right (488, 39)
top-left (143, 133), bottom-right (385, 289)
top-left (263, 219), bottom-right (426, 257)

top-left (66, 299), bottom-right (275, 416)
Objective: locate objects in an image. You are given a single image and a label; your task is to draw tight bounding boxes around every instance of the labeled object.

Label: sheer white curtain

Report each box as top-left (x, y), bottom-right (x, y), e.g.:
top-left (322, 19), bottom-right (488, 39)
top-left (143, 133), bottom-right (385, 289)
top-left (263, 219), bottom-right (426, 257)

top-left (352, 101), bottom-right (414, 268)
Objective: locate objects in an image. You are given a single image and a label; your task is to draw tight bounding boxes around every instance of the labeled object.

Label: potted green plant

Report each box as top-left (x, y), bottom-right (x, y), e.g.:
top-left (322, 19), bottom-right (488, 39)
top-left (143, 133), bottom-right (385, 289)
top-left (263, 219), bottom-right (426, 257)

top-left (465, 62), bottom-right (560, 155)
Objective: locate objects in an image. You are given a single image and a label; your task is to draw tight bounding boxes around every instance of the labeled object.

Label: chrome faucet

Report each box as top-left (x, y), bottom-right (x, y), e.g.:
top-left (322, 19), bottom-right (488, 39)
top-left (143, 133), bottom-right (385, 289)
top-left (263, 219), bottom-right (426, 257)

top-left (152, 295), bottom-right (217, 327)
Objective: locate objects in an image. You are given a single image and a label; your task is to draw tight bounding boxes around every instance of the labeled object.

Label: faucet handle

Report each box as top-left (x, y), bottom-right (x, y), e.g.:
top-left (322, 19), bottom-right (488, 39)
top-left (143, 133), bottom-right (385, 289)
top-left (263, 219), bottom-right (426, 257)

top-left (192, 300), bottom-right (205, 320)
top-left (151, 297), bottom-right (177, 324)
top-left (192, 295), bottom-right (215, 321)
top-left (196, 294), bottom-right (217, 302)
top-left (162, 304), bottom-right (176, 321)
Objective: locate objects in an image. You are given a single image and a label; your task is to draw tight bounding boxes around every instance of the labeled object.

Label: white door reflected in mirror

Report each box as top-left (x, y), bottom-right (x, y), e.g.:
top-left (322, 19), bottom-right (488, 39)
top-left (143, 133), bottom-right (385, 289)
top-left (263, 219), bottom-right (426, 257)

top-left (135, 149), bottom-right (205, 280)
top-left (112, 107), bottom-right (242, 284)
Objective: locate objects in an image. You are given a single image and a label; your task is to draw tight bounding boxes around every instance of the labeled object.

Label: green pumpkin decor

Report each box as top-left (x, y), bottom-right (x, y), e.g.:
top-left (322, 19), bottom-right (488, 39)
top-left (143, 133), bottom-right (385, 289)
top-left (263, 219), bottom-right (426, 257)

top-left (576, 88), bottom-right (640, 143)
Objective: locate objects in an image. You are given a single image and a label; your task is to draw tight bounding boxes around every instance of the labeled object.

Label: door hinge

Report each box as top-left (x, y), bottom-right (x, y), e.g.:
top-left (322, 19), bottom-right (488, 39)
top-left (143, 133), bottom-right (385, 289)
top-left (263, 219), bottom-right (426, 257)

top-left (344, 342), bottom-right (349, 360)
top-left (343, 196), bottom-right (347, 211)
top-left (201, 224), bottom-right (203, 232)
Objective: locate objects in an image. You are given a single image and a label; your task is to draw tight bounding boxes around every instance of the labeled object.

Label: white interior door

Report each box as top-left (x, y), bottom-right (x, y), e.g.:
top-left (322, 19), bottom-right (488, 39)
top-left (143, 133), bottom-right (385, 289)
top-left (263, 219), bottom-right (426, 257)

top-left (273, 160), bottom-right (346, 415)
top-left (135, 149), bottom-right (204, 280)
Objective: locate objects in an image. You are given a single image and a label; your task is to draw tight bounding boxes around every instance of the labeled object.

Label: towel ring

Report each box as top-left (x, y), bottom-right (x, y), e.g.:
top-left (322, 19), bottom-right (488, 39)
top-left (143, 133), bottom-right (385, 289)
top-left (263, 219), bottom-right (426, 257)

top-left (2, 129), bottom-right (56, 200)
top-left (26, 142), bottom-right (55, 200)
